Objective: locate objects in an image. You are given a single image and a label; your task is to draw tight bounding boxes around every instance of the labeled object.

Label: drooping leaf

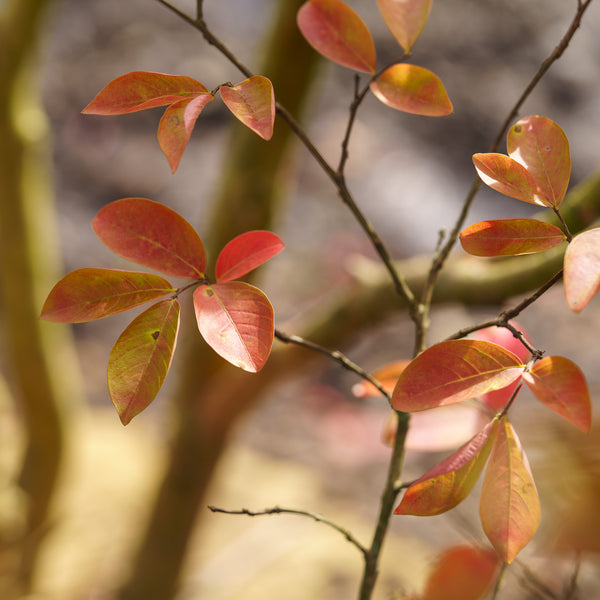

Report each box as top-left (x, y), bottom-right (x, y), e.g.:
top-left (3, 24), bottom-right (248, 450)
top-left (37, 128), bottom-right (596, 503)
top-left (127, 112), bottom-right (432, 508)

top-left (391, 340), bottom-right (524, 412)
top-left (564, 228), bottom-right (600, 312)
top-left (460, 219), bottom-right (565, 257)
top-left (507, 115), bottom-right (571, 208)
top-left (297, 0), bottom-right (377, 73)
top-left (108, 299), bottom-right (180, 425)
top-left (394, 419), bottom-right (498, 516)
top-left (215, 230), bottom-right (284, 283)
top-left (193, 281), bottom-right (274, 372)
top-left (92, 198), bottom-right (206, 279)
top-left (370, 64), bottom-right (452, 116)
top-left (41, 268), bottom-right (175, 323)
top-left (220, 76), bottom-right (276, 141)
top-left (479, 417), bottom-right (540, 563)
top-left (82, 71), bottom-right (209, 115)
top-left (376, 0), bottom-right (433, 53)
top-left (421, 545), bottom-right (499, 600)
top-left (158, 93), bottom-right (214, 172)
top-left (472, 153), bottom-right (547, 206)
top-left (523, 356), bottom-right (591, 432)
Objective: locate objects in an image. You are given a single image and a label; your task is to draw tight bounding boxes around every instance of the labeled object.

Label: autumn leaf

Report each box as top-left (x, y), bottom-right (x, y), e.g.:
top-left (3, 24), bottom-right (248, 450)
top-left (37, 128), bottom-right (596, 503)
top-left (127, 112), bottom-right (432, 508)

top-left (564, 228), bottom-right (600, 312)
top-left (41, 268), bottom-right (175, 323)
top-left (479, 417), bottom-right (540, 563)
top-left (108, 299), bottom-right (180, 425)
top-left (297, 0), bottom-right (377, 73)
top-left (193, 282), bottom-right (274, 372)
top-left (376, 0), bottom-right (433, 53)
top-left (460, 219), bottom-right (565, 257)
top-left (370, 64), bottom-right (452, 116)
top-left (92, 198), bottom-right (207, 279)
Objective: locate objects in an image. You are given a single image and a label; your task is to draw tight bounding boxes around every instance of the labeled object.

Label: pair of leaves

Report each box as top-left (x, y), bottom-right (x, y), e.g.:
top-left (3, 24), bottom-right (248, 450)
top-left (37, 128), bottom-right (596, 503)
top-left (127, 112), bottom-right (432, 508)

top-left (41, 198), bottom-right (283, 424)
top-left (83, 71), bottom-right (275, 172)
top-left (297, 0), bottom-right (452, 117)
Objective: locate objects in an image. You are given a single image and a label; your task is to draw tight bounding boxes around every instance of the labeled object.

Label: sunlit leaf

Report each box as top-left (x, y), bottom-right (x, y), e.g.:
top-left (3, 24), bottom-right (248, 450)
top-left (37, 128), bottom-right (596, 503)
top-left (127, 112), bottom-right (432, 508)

top-left (158, 93), bottom-right (214, 172)
top-left (479, 417), bottom-right (540, 563)
top-left (193, 281), bottom-right (274, 372)
top-left (108, 299), bottom-right (180, 425)
top-left (421, 544), bottom-right (500, 600)
top-left (92, 198), bottom-right (206, 279)
top-left (41, 268), bottom-right (175, 323)
top-left (220, 76), bottom-right (275, 141)
top-left (564, 228), bottom-right (600, 312)
top-left (215, 230), bottom-right (284, 283)
top-left (460, 219), bottom-right (565, 256)
top-left (370, 64), bottom-right (452, 116)
top-left (376, 0), bottom-right (433, 53)
top-left (82, 71), bottom-right (209, 115)
top-left (523, 356), bottom-right (591, 432)
top-left (472, 153), bottom-right (547, 206)
top-left (297, 0), bottom-right (377, 73)
top-left (395, 419), bottom-right (498, 516)
top-left (391, 340), bottom-right (524, 412)
top-left (507, 115), bottom-right (571, 207)
top-left (352, 360), bottom-right (410, 398)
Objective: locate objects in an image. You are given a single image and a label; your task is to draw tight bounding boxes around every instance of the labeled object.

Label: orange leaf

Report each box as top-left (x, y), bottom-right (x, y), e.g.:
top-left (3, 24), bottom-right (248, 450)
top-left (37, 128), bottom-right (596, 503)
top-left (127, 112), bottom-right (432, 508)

top-left (391, 340), bottom-right (524, 412)
top-left (220, 76), bottom-right (275, 141)
top-left (564, 228), bottom-right (600, 312)
top-left (370, 64), bottom-right (452, 116)
top-left (394, 419), bottom-right (498, 516)
top-left (297, 0), bottom-right (376, 73)
top-left (376, 0), bottom-right (433, 52)
top-left (507, 115), bottom-right (571, 207)
top-left (41, 268), bottom-right (175, 323)
top-left (82, 71), bottom-right (209, 115)
top-left (523, 356), bottom-right (591, 432)
top-left (108, 299), bottom-right (180, 425)
top-left (479, 417), bottom-right (540, 563)
top-left (92, 198), bottom-right (206, 279)
top-left (472, 153), bottom-right (547, 206)
top-left (460, 219), bottom-right (565, 257)
top-left (352, 360), bottom-right (410, 398)
top-left (193, 282), bottom-right (274, 372)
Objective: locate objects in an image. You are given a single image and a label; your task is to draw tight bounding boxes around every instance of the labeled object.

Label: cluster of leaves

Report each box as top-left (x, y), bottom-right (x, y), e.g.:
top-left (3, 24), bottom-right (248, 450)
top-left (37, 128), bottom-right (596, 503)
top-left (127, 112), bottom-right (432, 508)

top-left (41, 198), bottom-right (283, 424)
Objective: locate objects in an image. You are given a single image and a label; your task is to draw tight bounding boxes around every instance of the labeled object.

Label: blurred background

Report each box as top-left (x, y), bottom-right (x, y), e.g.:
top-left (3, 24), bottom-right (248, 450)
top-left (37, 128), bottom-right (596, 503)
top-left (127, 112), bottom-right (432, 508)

top-left (1, 0), bottom-right (600, 598)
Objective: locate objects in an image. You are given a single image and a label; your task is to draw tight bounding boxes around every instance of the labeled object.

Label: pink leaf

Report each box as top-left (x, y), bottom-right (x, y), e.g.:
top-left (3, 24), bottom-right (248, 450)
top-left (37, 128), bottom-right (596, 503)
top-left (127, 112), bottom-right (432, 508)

top-left (82, 71), bottom-right (209, 115)
top-left (41, 268), bottom-right (175, 323)
top-left (564, 228), bottom-right (600, 312)
top-left (370, 63), bottom-right (452, 116)
top-left (220, 76), bottom-right (275, 141)
top-left (215, 230), bottom-right (284, 282)
top-left (193, 282), bottom-right (274, 372)
top-left (108, 299), bottom-right (180, 425)
top-left (92, 198), bottom-right (206, 279)
top-left (297, 0), bottom-right (377, 73)
top-left (376, 0), bottom-right (433, 53)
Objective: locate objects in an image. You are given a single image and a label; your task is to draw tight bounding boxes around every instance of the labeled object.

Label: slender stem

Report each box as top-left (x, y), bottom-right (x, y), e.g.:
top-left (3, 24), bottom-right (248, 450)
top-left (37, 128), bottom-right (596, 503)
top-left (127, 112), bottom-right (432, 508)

top-left (554, 207), bottom-right (573, 242)
top-left (491, 562), bottom-right (508, 600)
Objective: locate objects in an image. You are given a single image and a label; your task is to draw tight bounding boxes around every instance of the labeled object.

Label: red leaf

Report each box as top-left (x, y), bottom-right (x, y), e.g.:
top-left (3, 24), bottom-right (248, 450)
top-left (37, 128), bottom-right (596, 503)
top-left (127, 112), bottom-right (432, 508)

top-left (108, 299), bottom-right (180, 425)
top-left (564, 228), bottom-right (600, 312)
top-left (158, 93), bottom-right (214, 172)
top-left (507, 115), bottom-right (571, 208)
top-left (41, 268), bottom-right (175, 323)
top-left (391, 340), bottom-right (524, 412)
top-left (193, 282), bottom-right (274, 372)
top-left (472, 153), bottom-right (547, 206)
top-left (421, 545), bottom-right (499, 600)
top-left (376, 0), bottom-right (433, 53)
top-left (82, 71), bottom-right (209, 115)
top-left (370, 64), bottom-right (452, 116)
top-left (394, 419), bottom-right (498, 516)
top-left (220, 76), bottom-right (275, 141)
top-left (460, 219), bottom-right (565, 257)
top-left (523, 356), bottom-right (591, 432)
top-left (92, 198), bottom-right (206, 279)
top-left (297, 0), bottom-right (376, 73)
top-left (215, 230), bottom-right (284, 282)
top-left (479, 417), bottom-right (540, 563)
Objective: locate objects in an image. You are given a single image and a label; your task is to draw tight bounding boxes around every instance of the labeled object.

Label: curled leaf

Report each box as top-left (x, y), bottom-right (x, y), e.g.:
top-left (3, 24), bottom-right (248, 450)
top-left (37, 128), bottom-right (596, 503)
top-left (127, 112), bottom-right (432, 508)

top-left (564, 228), bottom-right (600, 312)
top-left (376, 0), bottom-right (433, 53)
